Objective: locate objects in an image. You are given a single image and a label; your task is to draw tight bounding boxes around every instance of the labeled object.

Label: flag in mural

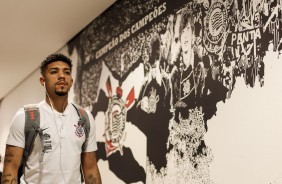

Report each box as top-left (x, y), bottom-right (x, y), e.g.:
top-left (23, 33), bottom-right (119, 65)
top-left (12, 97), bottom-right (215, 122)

top-left (67, 0), bottom-right (282, 183)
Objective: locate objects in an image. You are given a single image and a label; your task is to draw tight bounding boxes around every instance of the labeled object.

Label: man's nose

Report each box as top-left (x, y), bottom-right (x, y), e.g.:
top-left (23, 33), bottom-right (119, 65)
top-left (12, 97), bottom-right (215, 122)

top-left (58, 70), bottom-right (66, 79)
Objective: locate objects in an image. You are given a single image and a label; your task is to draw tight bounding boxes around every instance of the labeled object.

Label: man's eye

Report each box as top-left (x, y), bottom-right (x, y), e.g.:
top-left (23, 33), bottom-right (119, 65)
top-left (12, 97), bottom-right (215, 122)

top-left (50, 71), bottom-right (57, 74)
top-left (65, 71), bottom-right (71, 75)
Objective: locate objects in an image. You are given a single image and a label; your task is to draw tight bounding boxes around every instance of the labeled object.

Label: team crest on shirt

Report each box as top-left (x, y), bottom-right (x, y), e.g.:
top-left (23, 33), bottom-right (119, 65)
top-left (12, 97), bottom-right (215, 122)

top-left (74, 121), bottom-right (85, 137)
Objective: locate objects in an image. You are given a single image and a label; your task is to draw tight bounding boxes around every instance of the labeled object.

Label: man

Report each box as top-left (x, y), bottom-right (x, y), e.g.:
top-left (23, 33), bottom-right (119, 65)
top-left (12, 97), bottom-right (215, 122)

top-left (1, 53), bottom-right (102, 184)
top-left (170, 9), bottom-right (205, 122)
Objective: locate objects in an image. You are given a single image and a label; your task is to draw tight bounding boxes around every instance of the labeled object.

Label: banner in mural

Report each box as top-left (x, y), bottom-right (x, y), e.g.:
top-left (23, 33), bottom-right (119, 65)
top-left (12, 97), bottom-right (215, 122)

top-left (67, 0), bottom-right (282, 183)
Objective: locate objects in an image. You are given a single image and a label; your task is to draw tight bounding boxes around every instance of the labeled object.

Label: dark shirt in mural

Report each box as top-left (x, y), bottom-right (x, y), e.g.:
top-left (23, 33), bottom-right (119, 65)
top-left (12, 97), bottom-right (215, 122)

top-left (92, 89), bottom-right (146, 184)
top-left (127, 73), bottom-right (172, 172)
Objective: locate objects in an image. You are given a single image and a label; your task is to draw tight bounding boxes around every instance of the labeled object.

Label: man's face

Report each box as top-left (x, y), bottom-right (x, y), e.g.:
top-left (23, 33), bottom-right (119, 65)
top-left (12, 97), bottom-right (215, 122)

top-left (180, 21), bottom-right (193, 55)
top-left (254, 12), bottom-right (260, 26)
top-left (43, 61), bottom-right (73, 97)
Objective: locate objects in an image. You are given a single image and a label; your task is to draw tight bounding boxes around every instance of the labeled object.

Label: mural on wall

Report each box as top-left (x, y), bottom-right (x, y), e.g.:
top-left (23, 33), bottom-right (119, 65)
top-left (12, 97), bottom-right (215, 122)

top-left (67, 0), bottom-right (282, 183)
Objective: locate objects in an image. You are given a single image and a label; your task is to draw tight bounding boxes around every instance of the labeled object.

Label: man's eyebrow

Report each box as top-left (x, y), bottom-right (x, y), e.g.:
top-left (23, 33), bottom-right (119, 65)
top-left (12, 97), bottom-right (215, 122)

top-left (48, 67), bottom-right (71, 71)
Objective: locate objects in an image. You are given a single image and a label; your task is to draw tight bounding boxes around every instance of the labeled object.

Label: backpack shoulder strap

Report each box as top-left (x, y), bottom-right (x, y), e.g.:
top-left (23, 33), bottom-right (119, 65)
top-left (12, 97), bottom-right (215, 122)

top-left (72, 103), bottom-right (90, 151)
top-left (23, 104), bottom-right (40, 169)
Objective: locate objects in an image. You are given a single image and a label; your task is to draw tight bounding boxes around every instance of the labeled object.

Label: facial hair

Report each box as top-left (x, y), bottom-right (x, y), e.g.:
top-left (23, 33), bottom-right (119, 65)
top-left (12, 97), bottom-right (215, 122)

top-left (55, 83), bottom-right (69, 96)
top-left (55, 91), bottom-right (68, 96)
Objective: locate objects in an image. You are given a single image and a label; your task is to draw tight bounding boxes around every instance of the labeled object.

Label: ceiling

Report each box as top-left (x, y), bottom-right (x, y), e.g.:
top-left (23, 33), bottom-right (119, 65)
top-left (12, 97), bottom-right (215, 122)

top-left (0, 0), bottom-right (116, 100)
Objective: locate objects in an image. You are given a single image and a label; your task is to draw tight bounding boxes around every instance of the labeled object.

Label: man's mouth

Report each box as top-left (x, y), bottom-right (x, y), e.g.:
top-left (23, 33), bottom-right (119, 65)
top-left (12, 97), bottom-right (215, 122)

top-left (56, 81), bottom-right (67, 86)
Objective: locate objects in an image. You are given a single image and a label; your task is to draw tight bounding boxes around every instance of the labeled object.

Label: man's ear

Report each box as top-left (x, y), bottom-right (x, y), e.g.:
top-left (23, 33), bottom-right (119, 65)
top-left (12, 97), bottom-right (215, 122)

top-left (70, 77), bottom-right (73, 84)
top-left (40, 76), bottom-right (45, 86)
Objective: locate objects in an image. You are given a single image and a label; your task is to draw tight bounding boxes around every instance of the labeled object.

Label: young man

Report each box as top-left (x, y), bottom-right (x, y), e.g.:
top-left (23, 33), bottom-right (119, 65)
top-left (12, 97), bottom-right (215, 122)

top-left (1, 53), bottom-right (102, 184)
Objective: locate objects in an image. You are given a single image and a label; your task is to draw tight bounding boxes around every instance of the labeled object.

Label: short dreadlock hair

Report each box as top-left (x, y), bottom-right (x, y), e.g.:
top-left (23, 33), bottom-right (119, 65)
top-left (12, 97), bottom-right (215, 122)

top-left (40, 53), bottom-right (73, 76)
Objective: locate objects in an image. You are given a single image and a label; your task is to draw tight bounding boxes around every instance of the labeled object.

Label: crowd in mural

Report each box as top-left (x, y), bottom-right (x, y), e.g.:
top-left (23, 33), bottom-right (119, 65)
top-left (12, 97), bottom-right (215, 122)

top-left (68, 0), bottom-right (282, 183)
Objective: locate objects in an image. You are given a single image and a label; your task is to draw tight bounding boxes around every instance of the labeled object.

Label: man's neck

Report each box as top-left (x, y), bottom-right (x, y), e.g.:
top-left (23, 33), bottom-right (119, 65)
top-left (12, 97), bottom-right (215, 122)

top-left (46, 95), bottom-right (68, 113)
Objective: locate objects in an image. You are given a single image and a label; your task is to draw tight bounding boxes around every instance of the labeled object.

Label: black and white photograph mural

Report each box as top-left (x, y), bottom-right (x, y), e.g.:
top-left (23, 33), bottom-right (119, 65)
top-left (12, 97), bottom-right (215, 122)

top-left (66, 0), bottom-right (282, 183)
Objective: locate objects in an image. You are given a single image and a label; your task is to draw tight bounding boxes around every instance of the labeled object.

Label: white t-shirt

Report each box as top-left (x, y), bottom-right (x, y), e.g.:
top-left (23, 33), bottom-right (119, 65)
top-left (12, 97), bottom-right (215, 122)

top-left (6, 100), bottom-right (98, 184)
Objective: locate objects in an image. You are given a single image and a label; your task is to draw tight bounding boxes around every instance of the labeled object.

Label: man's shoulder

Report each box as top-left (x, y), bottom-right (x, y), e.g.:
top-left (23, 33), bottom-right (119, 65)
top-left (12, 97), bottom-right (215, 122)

top-left (23, 103), bottom-right (40, 110)
top-left (71, 103), bottom-right (91, 113)
top-left (10, 107), bottom-right (25, 131)
top-left (23, 101), bottom-right (45, 109)
top-left (13, 103), bottom-right (41, 123)
top-left (14, 107), bottom-right (25, 118)
top-left (14, 101), bottom-right (44, 120)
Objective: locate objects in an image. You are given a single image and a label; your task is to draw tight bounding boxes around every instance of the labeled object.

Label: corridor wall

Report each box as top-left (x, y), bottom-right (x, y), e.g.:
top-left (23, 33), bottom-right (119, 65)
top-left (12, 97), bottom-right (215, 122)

top-left (1, 0), bottom-right (282, 183)
top-left (63, 0), bottom-right (282, 183)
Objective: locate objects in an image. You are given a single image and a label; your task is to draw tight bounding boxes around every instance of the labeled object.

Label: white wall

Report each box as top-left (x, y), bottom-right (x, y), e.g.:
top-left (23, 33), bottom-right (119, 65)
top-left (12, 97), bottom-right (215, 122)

top-left (0, 69), bottom-right (44, 157)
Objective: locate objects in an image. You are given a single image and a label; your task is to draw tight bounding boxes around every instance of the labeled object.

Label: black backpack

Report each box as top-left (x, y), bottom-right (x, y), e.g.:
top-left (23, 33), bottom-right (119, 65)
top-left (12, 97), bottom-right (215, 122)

top-left (18, 103), bottom-right (90, 180)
